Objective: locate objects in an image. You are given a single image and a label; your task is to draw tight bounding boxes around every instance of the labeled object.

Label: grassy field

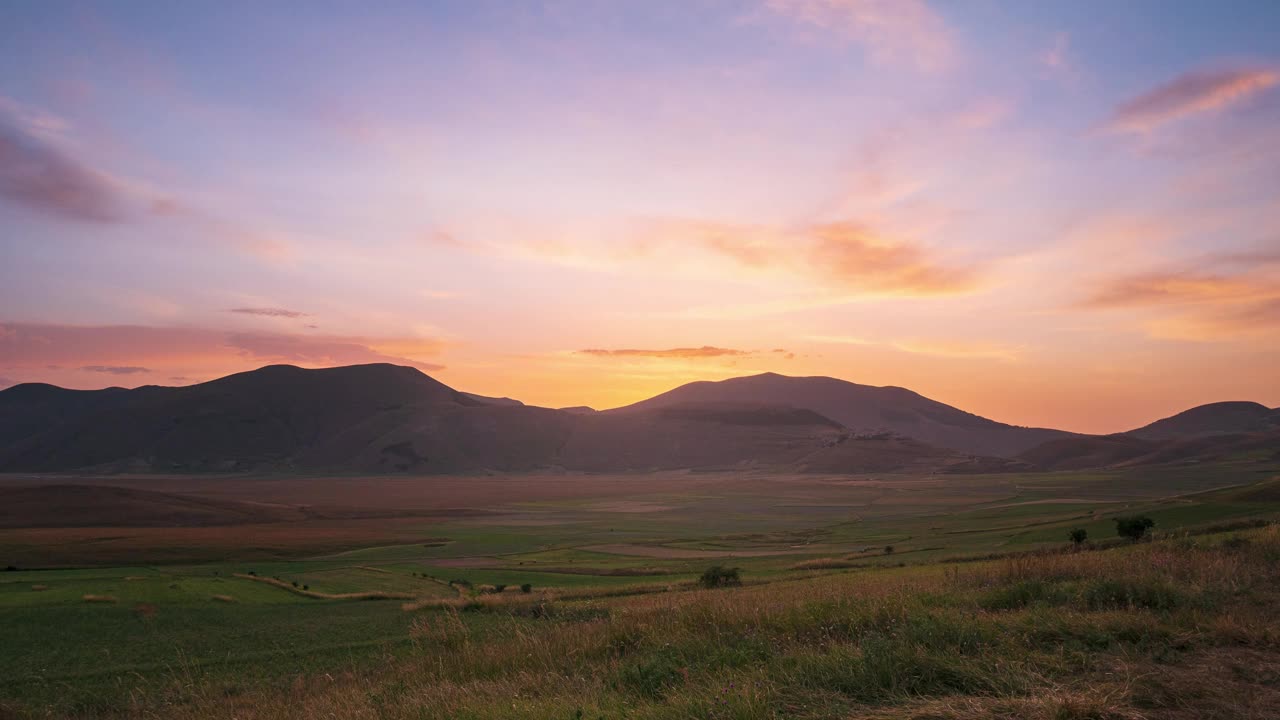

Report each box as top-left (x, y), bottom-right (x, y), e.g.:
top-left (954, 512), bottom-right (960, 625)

top-left (2, 461), bottom-right (1278, 718)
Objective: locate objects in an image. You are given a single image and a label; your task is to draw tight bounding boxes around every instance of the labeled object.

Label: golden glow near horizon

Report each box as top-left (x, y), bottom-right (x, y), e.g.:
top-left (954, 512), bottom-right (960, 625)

top-left (1, 2), bottom-right (1278, 434)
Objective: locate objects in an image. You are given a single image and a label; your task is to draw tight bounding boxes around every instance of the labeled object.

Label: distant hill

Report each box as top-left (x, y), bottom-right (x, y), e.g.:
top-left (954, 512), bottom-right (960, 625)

top-left (3, 365), bottom-right (1268, 475)
top-left (1019, 400), bottom-right (1280, 471)
top-left (0, 365), bottom-right (997, 474)
top-left (0, 364), bottom-right (575, 474)
top-left (608, 373), bottom-right (1072, 457)
top-left (1125, 401), bottom-right (1279, 441)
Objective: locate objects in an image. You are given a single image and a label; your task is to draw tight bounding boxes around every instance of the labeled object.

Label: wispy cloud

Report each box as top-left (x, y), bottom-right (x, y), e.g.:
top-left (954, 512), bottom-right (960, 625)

top-left (680, 219), bottom-right (981, 296)
top-left (577, 346), bottom-right (752, 359)
top-left (1080, 271), bottom-right (1263, 308)
top-left (765, 0), bottom-right (955, 72)
top-left (0, 323), bottom-right (448, 380)
top-left (226, 332), bottom-right (445, 370)
top-left (227, 307), bottom-right (310, 318)
top-left (80, 365), bottom-right (149, 375)
top-left (1078, 256), bottom-right (1280, 341)
top-left (809, 222), bottom-right (978, 295)
top-left (0, 103), bottom-right (126, 223)
top-left (807, 334), bottom-right (1020, 361)
top-left (1104, 68), bottom-right (1279, 133)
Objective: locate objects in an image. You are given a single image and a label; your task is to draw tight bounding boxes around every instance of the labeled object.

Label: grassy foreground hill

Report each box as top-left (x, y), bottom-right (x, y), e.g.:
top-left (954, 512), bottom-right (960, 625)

top-left (4, 520), bottom-right (1280, 718)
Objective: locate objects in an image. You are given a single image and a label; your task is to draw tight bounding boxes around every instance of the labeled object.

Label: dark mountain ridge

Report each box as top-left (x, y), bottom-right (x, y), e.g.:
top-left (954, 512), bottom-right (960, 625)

top-left (609, 372), bottom-right (1072, 457)
top-left (1, 365), bottom-right (1272, 474)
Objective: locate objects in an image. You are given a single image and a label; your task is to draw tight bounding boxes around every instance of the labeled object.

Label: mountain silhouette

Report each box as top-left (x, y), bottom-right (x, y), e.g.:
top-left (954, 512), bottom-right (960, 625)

top-left (608, 372), bottom-right (1071, 456)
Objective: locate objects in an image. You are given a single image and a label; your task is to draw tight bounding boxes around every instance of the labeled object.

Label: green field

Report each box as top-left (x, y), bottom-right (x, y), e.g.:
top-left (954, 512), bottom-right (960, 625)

top-left (2, 461), bottom-right (1279, 718)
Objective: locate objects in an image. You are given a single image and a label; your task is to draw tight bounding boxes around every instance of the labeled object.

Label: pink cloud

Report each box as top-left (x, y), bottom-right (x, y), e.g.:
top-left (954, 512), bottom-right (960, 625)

top-left (1105, 68), bottom-right (1279, 133)
top-left (765, 0), bottom-right (955, 72)
top-left (0, 109), bottom-right (126, 223)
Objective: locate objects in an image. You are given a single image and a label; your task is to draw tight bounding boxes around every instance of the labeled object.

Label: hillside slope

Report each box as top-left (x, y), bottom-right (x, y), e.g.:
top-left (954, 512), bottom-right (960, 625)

top-left (609, 372), bottom-right (1071, 457)
top-left (0, 366), bottom-right (988, 474)
top-left (1126, 401), bottom-right (1279, 441)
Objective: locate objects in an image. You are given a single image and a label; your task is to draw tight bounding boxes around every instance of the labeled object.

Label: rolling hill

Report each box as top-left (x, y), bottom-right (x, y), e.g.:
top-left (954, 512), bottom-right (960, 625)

top-left (0, 365), bottom-right (991, 474)
top-left (2, 365), bottom-right (1269, 475)
top-left (1125, 401), bottom-right (1279, 441)
top-left (1019, 401), bottom-right (1280, 471)
top-left (608, 372), bottom-right (1072, 457)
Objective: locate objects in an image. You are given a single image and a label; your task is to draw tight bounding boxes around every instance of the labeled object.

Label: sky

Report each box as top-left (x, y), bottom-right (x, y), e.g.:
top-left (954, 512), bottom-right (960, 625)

top-left (2, 1), bottom-right (1278, 434)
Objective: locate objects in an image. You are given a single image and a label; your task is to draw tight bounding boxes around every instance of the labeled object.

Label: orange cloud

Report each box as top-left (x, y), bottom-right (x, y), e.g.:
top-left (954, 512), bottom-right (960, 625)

top-left (680, 220), bottom-right (981, 296)
top-left (0, 323), bottom-right (447, 388)
top-left (1148, 297), bottom-right (1280, 341)
top-left (1080, 272), bottom-right (1263, 308)
top-left (1078, 264), bottom-right (1280, 341)
top-left (765, 0), bottom-right (954, 72)
top-left (808, 222), bottom-right (978, 295)
top-left (577, 346), bottom-right (753, 359)
top-left (1104, 68), bottom-right (1279, 133)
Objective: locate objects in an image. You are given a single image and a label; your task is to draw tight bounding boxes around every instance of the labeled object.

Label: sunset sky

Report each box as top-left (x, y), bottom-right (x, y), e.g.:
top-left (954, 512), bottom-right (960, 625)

top-left (2, 1), bottom-right (1278, 433)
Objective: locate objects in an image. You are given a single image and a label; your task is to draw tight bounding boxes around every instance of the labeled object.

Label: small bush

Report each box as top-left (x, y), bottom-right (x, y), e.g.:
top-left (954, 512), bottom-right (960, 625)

top-left (884, 545), bottom-right (895, 555)
top-left (699, 565), bottom-right (741, 589)
top-left (520, 583), bottom-right (533, 593)
top-left (1068, 528), bottom-right (1088, 545)
top-left (493, 584), bottom-right (507, 593)
top-left (1115, 515), bottom-right (1155, 541)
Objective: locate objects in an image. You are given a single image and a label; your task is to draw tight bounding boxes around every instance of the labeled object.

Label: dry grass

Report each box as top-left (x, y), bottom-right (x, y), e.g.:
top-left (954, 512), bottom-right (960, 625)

top-left (29, 584), bottom-right (47, 591)
top-left (212, 594), bottom-right (237, 603)
top-left (81, 594), bottom-right (117, 603)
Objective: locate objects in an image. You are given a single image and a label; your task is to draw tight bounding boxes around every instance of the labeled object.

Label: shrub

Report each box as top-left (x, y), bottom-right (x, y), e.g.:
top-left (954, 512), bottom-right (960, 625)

top-left (699, 565), bottom-right (741, 589)
top-left (884, 545), bottom-right (895, 555)
top-left (1115, 515), bottom-right (1155, 541)
top-left (521, 583), bottom-right (533, 593)
top-left (1068, 528), bottom-right (1088, 545)
top-left (493, 584), bottom-right (507, 593)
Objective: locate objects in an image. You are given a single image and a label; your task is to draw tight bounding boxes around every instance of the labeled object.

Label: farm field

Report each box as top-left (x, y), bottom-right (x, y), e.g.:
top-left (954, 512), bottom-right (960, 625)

top-left (2, 460), bottom-right (1279, 718)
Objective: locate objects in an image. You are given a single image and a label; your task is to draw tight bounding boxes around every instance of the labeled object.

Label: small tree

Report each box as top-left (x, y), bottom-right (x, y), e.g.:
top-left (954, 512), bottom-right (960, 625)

top-left (1115, 515), bottom-right (1155, 541)
top-left (520, 583), bottom-right (533, 594)
top-left (493, 584), bottom-right (507, 594)
top-left (699, 565), bottom-right (741, 589)
top-left (1068, 528), bottom-right (1088, 545)
top-left (883, 545), bottom-right (895, 555)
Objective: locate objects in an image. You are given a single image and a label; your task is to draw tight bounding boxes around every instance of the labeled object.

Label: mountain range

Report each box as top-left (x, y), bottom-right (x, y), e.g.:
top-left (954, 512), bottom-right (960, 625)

top-left (0, 364), bottom-right (1274, 474)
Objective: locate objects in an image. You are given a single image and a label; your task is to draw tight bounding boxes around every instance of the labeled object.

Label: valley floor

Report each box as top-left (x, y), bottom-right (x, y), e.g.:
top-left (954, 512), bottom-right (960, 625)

top-left (1, 462), bottom-right (1279, 718)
